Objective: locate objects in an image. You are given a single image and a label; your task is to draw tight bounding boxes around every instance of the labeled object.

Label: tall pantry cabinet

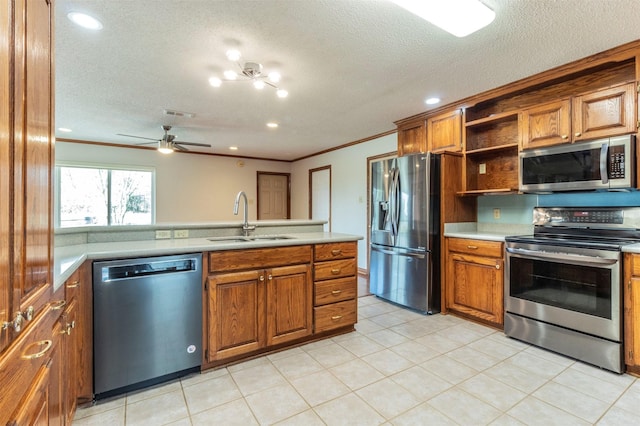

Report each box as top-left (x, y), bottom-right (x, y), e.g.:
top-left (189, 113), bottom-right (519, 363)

top-left (0, 0), bottom-right (57, 423)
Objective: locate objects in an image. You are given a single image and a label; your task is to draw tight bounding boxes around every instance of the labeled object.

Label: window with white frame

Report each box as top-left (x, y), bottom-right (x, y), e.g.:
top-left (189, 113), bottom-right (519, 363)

top-left (56, 164), bottom-right (155, 227)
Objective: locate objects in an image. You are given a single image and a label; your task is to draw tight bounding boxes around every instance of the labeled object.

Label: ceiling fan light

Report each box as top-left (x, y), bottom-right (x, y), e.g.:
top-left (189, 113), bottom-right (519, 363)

top-left (391, 0), bottom-right (495, 37)
top-left (253, 80), bottom-right (266, 89)
top-left (276, 89), bottom-right (288, 98)
top-left (268, 72), bottom-right (281, 83)
top-left (224, 70), bottom-right (237, 80)
top-left (226, 49), bottom-right (241, 61)
top-left (158, 140), bottom-right (174, 154)
top-left (209, 77), bottom-right (222, 87)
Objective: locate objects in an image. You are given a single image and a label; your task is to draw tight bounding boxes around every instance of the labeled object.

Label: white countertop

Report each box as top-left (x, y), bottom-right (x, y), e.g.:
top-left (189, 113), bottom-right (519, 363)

top-left (54, 232), bottom-right (362, 289)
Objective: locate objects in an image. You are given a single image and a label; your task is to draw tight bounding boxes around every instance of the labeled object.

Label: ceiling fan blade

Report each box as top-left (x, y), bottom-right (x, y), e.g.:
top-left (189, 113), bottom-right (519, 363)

top-left (117, 133), bottom-right (159, 142)
top-left (134, 141), bottom-right (159, 146)
top-left (173, 144), bottom-right (189, 152)
top-left (175, 141), bottom-right (212, 147)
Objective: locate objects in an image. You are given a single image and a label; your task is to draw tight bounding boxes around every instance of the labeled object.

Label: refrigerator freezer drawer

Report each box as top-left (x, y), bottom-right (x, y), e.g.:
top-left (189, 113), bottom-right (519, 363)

top-left (369, 245), bottom-right (436, 313)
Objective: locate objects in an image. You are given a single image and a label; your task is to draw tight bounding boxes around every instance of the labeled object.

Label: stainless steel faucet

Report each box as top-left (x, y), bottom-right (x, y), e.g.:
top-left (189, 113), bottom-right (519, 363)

top-left (233, 191), bottom-right (256, 236)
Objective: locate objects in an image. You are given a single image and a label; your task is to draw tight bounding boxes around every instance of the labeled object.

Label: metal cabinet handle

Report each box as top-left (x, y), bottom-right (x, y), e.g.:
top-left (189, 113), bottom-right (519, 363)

top-left (66, 280), bottom-right (80, 289)
top-left (61, 320), bottom-right (76, 336)
top-left (259, 275), bottom-right (265, 282)
top-left (268, 274), bottom-right (272, 280)
top-left (2, 312), bottom-right (24, 333)
top-left (495, 263), bottom-right (501, 270)
top-left (22, 306), bottom-right (35, 321)
top-left (575, 132), bottom-right (582, 137)
top-left (561, 134), bottom-right (569, 139)
top-left (50, 300), bottom-right (66, 310)
top-left (331, 249), bottom-right (342, 256)
top-left (331, 290), bottom-right (342, 295)
top-left (331, 315), bottom-right (343, 321)
top-left (467, 245), bottom-right (478, 250)
top-left (21, 340), bottom-right (53, 360)
top-left (331, 269), bottom-right (341, 275)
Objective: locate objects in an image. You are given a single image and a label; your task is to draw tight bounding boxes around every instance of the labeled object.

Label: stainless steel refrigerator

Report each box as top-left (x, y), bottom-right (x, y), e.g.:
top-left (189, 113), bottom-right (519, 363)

top-left (369, 152), bottom-right (440, 313)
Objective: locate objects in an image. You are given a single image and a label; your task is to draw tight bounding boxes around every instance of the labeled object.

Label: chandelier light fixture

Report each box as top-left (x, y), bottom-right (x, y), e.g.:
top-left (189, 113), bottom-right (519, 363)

top-left (391, 0), bottom-right (495, 38)
top-left (209, 49), bottom-right (289, 98)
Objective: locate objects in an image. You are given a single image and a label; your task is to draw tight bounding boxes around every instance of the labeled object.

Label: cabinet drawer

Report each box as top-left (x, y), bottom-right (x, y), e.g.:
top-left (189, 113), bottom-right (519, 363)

top-left (314, 259), bottom-right (356, 281)
top-left (314, 300), bottom-right (357, 333)
top-left (447, 238), bottom-right (503, 258)
top-left (209, 245), bottom-right (312, 272)
top-left (314, 242), bottom-right (357, 261)
top-left (630, 254), bottom-right (640, 276)
top-left (315, 277), bottom-right (357, 306)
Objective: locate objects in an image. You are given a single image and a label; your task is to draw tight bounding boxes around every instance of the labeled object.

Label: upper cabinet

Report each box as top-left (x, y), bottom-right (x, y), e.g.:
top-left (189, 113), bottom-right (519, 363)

top-left (521, 99), bottom-right (572, 149)
top-left (572, 82), bottom-right (637, 141)
top-left (521, 83), bottom-right (637, 150)
top-left (427, 109), bottom-right (463, 153)
top-left (397, 119), bottom-right (427, 156)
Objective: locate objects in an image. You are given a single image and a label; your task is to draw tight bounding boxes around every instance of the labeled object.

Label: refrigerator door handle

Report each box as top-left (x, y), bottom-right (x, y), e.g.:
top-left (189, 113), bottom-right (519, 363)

top-left (390, 167), bottom-right (400, 243)
top-left (371, 245), bottom-right (426, 259)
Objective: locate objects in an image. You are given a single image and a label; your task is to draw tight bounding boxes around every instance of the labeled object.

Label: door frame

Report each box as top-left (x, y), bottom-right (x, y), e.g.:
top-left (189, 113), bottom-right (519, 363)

top-left (308, 165), bottom-right (331, 231)
top-left (256, 171), bottom-right (291, 220)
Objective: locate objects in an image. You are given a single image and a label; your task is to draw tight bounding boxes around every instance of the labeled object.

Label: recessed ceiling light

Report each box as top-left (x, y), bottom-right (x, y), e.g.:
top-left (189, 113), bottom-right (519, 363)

top-left (391, 0), bottom-right (495, 37)
top-left (67, 12), bottom-right (103, 30)
top-left (267, 122), bottom-right (278, 128)
top-left (58, 127), bottom-right (72, 132)
top-left (425, 97), bottom-right (441, 105)
top-left (229, 146), bottom-right (238, 151)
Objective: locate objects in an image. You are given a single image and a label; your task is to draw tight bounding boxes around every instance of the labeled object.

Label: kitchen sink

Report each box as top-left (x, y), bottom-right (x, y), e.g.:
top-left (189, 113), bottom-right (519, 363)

top-left (207, 235), bottom-right (295, 243)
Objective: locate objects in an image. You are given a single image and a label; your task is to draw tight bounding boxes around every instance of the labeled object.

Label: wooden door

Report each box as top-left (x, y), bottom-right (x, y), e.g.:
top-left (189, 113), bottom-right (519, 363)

top-left (521, 99), bottom-right (571, 149)
top-left (207, 270), bottom-right (266, 361)
top-left (266, 264), bottom-right (312, 346)
top-left (427, 109), bottom-right (462, 152)
top-left (572, 82), bottom-right (636, 141)
top-left (257, 172), bottom-right (290, 220)
top-left (12, 0), bottom-right (54, 323)
top-left (447, 253), bottom-right (503, 325)
top-left (397, 119), bottom-right (427, 156)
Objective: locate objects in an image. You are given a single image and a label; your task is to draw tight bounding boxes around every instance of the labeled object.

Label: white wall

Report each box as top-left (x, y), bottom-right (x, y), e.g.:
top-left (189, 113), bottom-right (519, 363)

top-left (56, 142), bottom-right (291, 223)
top-left (290, 133), bottom-right (397, 269)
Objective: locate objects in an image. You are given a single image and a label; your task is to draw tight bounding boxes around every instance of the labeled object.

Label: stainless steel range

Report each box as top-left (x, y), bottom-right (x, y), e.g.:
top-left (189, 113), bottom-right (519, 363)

top-left (505, 206), bottom-right (640, 373)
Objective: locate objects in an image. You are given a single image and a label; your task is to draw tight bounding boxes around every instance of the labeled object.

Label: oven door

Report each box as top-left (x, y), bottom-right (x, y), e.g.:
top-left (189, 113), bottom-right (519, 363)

top-left (505, 242), bottom-right (621, 342)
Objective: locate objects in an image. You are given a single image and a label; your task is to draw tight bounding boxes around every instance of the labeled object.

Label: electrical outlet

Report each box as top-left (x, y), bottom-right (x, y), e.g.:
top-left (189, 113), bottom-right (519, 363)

top-left (493, 208), bottom-right (501, 219)
top-left (174, 229), bottom-right (189, 238)
top-left (479, 163), bottom-right (487, 174)
top-left (155, 230), bottom-right (171, 239)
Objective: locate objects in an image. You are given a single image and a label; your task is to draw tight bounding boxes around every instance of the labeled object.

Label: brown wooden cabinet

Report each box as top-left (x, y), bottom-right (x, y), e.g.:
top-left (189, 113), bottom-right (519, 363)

top-left (313, 242), bottom-right (358, 333)
top-left (206, 246), bottom-right (313, 363)
top-left (521, 99), bottom-right (572, 149)
top-left (427, 109), bottom-right (462, 153)
top-left (445, 238), bottom-right (504, 327)
top-left (573, 82), bottom-right (636, 142)
top-left (624, 253), bottom-right (640, 372)
top-left (397, 119), bottom-right (427, 156)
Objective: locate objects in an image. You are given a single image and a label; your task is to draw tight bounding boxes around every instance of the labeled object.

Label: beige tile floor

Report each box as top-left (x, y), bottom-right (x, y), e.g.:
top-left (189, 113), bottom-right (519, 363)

top-left (74, 295), bottom-right (640, 425)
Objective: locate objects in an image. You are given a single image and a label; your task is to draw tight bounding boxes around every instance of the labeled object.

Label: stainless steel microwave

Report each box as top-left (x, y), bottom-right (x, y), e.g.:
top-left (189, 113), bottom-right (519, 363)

top-left (519, 135), bottom-right (636, 192)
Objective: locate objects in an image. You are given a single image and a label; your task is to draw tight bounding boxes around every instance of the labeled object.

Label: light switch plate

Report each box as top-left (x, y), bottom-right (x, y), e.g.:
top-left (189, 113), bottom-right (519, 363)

top-left (174, 230), bottom-right (189, 238)
top-left (479, 163), bottom-right (487, 174)
top-left (493, 208), bottom-right (501, 219)
top-left (155, 230), bottom-right (171, 239)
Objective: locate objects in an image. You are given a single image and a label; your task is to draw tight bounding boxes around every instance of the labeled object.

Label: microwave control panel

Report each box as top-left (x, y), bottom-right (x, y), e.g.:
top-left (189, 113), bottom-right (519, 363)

top-left (609, 145), bottom-right (626, 179)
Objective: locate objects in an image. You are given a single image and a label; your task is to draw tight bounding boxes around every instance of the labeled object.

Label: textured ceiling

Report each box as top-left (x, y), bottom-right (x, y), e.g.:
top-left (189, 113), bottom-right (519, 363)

top-left (55, 0), bottom-right (640, 161)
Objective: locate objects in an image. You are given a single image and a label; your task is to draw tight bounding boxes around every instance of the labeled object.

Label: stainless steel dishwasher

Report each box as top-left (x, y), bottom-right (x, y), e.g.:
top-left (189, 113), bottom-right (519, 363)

top-left (93, 253), bottom-right (202, 399)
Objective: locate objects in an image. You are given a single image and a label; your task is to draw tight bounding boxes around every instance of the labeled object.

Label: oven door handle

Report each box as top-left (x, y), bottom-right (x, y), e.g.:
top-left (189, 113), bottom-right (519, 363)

top-left (506, 247), bottom-right (618, 266)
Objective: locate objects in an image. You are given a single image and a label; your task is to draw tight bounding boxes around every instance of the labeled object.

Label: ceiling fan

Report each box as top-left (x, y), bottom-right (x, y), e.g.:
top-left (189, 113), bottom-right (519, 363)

top-left (117, 125), bottom-right (211, 154)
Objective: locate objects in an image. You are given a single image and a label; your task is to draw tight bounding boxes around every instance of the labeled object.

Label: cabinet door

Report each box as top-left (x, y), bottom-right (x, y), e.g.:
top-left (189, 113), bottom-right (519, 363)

top-left (75, 262), bottom-right (93, 403)
top-left (10, 363), bottom-right (51, 426)
top-left (572, 82), bottom-right (636, 141)
top-left (521, 99), bottom-right (571, 149)
top-left (266, 264), bottom-right (312, 346)
top-left (427, 109), bottom-right (462, 152)
top-left (446, 253), bottom-right (503, 325)
top-left (12, 0), bottom-right (54, 325)
top-left (207, 270), bottom-right (266, 361)
top-left (62, 298), bottom-right (79, 425)
top-left (397, 120), bottom-right (427, 156)
top-left (624, 254), bottom-right (640, 367)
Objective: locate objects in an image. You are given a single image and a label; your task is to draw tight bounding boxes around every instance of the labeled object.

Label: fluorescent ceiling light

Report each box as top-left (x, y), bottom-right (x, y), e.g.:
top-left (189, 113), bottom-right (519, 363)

top-left (67, 12), bottom-right (103, 30)
top-left (391, 0), bottom-right (495, 37)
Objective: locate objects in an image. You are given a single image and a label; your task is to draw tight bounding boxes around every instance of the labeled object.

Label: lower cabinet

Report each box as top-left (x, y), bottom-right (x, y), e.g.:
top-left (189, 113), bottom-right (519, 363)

top-left (624, 253), bottom-right (640, 372)
top-left (206, 246), bottom-right (313, 363)
top-left (445, 238), bottom-right (504, 327)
